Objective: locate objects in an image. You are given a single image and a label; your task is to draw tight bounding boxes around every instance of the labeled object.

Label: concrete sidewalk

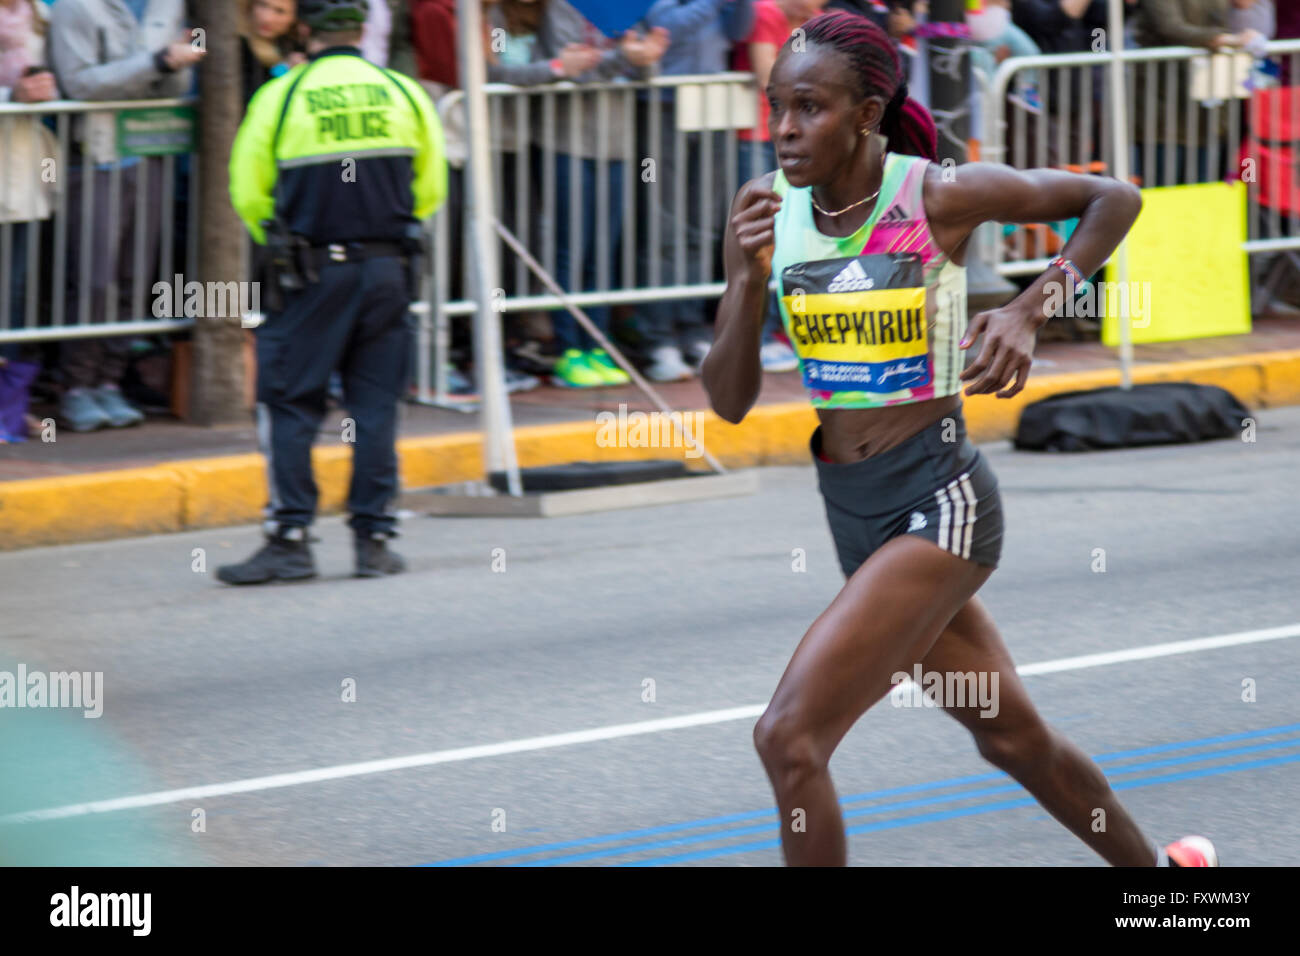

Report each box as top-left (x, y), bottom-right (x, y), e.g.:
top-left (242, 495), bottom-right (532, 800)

top-left (2, 316), bottom-right (1298, 549)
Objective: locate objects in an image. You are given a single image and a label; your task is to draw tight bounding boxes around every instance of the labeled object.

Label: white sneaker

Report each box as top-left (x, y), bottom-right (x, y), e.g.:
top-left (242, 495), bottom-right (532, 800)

top-left (645, 345), bottom-right (694, 382)
top-left (760, 340), bottom-right (799, 373)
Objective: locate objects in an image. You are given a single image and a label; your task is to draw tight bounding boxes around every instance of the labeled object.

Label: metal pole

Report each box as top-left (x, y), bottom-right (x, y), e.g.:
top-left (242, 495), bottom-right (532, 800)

top-left (457, 0), bottom-right (522, 495)
top-left (1107, 0), bottom-right (1134, 389)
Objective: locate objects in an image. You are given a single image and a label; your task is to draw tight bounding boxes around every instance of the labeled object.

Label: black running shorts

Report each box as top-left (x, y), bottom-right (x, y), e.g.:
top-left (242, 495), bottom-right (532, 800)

top-left (813, 408), bottom-right (1004, 578)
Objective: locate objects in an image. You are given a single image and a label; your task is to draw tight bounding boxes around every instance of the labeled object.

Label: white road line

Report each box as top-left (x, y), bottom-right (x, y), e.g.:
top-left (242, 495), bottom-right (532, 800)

top-left (3, 623), bottom-right (1299, 825)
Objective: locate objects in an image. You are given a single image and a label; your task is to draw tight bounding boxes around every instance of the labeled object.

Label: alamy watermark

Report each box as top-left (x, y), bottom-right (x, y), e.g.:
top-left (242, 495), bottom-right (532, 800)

top-left (1043, 279), bottom-right (1153, 329)
top-left (595, 403), bottom-right (705, 459)
top-left (889, 664), bottom-right (999, 718)
top-left (152, 274), bottom-right (261, 325)
top-left (0, 664), bottom-right (103, 718)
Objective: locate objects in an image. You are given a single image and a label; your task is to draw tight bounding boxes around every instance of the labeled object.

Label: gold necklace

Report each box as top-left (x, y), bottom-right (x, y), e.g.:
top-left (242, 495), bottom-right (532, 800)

top-left (810, 186), bottom-right (881, 217)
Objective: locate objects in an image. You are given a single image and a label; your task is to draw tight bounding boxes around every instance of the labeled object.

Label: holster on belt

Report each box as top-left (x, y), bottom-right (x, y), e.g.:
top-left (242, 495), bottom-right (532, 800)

top-left (400, 223), bottom-right (430, 303)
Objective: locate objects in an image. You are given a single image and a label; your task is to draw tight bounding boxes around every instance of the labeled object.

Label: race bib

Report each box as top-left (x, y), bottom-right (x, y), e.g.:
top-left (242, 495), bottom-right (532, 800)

top-left (781, 253), bottom-right (931, 393)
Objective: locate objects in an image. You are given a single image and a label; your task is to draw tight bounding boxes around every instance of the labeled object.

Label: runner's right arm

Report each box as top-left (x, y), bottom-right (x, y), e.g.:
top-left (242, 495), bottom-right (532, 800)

top-left (702, 174), bottom-right (781, 425)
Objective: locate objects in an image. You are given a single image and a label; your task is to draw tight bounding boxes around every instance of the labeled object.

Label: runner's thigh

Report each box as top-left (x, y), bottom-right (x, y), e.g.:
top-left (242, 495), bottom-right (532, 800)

top-left (762, 535), bottom-right (993, 755)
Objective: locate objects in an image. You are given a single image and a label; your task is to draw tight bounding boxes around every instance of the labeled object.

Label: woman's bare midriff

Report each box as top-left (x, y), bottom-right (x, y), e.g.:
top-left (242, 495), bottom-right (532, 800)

top-left (815, 393), bottom-right (962, 463)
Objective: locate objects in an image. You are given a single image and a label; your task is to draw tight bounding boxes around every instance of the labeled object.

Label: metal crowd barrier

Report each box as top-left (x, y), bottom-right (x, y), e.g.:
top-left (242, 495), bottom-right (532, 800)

top-left (0, 97), bottom-right (200, 346)
top-left (414, 72), bottom-right (765, 407)
top-left (981, 39), bottom-right (1300, 279)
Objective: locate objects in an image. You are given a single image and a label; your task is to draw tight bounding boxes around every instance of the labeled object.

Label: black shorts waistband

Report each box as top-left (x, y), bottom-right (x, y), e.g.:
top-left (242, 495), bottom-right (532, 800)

top-left (812, 408), bottom-right (979, 517)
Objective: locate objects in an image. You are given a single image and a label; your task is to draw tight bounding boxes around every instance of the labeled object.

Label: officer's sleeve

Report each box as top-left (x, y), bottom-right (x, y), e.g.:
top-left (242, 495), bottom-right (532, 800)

top-left (405, 78), bottom-right (449, 221)
top-left (229, 79), bottom-right (285, 245)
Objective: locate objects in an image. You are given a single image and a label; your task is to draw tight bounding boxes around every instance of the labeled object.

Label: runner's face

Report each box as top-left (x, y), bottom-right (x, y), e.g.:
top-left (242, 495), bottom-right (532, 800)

top-left (768, 45), bottom-right (883, 188)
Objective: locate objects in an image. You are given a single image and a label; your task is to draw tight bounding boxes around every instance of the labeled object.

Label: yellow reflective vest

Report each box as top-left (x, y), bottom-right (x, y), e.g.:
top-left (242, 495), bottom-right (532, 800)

top-left (230, 46), bottom-right (447, 245)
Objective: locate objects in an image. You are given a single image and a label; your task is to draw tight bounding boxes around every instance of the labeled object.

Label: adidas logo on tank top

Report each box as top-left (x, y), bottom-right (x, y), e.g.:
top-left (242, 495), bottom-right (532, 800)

top-left (827, 259), bottom-right (875, 293)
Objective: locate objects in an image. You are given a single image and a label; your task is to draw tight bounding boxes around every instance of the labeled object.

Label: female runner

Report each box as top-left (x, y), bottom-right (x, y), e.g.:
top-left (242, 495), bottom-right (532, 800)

top-left (701, 10), bottom-right (1217, 867)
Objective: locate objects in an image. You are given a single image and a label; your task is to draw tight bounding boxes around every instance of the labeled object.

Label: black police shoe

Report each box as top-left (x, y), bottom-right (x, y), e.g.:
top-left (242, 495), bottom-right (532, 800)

top-left (354, 534), bottom-right (406, 578)
top-left (216, 527), bottom-right (317, 585)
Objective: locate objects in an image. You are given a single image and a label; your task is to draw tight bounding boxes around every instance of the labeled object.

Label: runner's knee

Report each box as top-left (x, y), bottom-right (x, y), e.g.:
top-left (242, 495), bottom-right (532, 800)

top-left (754, 709), bottom-right (827, 787)
top-left (972, 720), bottom-right (1054, 774)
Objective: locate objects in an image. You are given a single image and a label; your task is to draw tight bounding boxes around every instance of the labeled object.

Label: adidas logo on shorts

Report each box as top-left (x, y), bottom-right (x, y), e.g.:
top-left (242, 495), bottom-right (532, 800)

top-left (908, 511), bottom-right (927, 531)
top-left (827, 259), bottom-right (875, 293)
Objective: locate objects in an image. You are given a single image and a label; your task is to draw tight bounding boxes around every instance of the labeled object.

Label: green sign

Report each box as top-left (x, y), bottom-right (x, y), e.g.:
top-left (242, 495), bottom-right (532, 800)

top-left (117, 106), bottom-right (197, 157)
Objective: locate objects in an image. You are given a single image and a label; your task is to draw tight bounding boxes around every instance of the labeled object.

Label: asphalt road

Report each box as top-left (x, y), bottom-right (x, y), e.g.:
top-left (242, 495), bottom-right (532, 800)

top-left (1, 404), bottom-right (1298, 867)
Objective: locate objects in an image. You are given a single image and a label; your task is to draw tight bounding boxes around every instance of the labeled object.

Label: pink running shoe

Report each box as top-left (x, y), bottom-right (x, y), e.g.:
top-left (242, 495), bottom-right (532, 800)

top-left (1165, 836), bottom-right (1219, 867)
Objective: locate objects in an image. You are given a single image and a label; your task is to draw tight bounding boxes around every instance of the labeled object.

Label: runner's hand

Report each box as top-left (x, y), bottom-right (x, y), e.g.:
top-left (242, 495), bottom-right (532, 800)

top-left (731, 185), bottom-right (782, 279)
top-left (958, 305), bottom-right (1037, 398)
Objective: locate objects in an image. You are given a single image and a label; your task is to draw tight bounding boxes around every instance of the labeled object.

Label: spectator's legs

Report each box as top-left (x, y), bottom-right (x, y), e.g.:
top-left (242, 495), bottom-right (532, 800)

top-left (576, 156), bottom-right (625, 347)
top-left (550, 149), bottom-right (590, 352)
top-left (117, 157), bottom-right (164, 327)
top-left (2, 222), bottom-right (29, 363)
top-left (59, 164), bottom-right (139, 392)
top-left (340, 257), bottom-right (411, 539)
top-left (635, 98), bottom-right (687, 353)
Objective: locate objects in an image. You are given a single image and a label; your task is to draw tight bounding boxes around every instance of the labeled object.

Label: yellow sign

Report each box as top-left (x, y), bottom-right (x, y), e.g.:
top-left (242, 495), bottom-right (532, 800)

top-left (1102, 181), bottom-right (1251, 346)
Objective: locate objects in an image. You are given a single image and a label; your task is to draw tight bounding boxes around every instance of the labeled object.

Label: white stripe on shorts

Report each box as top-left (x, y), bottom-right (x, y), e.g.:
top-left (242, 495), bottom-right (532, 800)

top-left (934, 472), bottom-right (975, 558)
top-left (946, 477), bottom-right (966, 556)
top-left (935, 483), bottom-right (952, 551)
top-left (957, 472), bottom-right (977, 560)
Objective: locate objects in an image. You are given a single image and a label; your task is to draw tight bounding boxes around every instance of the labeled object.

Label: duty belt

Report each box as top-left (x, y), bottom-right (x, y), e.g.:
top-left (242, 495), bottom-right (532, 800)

top-left (305, 240), bottom-right (407, 272)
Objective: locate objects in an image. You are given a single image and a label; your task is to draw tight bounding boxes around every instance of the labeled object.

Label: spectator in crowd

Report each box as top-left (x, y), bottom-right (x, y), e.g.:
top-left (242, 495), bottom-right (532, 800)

top-left (1228, 0), bottom-right (1273, 55)
top-left (1276, 0), bottom-right (1297, 82)
top-left (637, 0), bottom-right (754, 383)
top-left (1, 0), bottom-right (57, 442)
top-left (47, 0), bottom-right (203, 432)
top-left (485, 0), bottom-right (668, 388)
top-left (1012, 0), bottom-right (1102, 55)
top-left (1, 0), bottom-right (58, 365)
top-left (411, 0), bottom-right (456, 87)
top-left (384, 0), bottom-right (418, 74)
top-left (733, 0), bottom-right (828, 373)
top-left (1009, 1), bottom-right (1112, 169)
top-left (238, 0), bottom-right (304, 105)
top-left (1132, 0), bottom-right (1257, 185)
top-left (354, 0), bottom-right (416, 71)
top-left (969, 0), bottom-right (1042, 113)
top-left (825, 0), bottom-right (887, 29)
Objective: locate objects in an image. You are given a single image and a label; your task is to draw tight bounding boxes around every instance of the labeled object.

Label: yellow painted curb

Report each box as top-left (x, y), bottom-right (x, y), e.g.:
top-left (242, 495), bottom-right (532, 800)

top-left (0, 466), bottom-right (185, 548)
top-left (2, 348), bottom-right (1298, 550)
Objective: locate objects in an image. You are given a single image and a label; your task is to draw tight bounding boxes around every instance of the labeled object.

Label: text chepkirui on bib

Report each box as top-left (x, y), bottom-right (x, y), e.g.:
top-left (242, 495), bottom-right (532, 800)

top-left (781, 252), bottom-right (931, 394)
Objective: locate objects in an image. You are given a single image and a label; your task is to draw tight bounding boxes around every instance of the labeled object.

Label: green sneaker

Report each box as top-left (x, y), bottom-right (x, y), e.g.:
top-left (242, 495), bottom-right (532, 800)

top-left (587, 349), bottom-right (631, 385)
top-left (552, 349), bottom-right (607, 388)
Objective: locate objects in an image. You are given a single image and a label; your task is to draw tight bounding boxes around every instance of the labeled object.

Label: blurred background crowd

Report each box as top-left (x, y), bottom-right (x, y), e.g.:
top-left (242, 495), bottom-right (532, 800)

top-left (0, 0), bottom-right (1295, 440)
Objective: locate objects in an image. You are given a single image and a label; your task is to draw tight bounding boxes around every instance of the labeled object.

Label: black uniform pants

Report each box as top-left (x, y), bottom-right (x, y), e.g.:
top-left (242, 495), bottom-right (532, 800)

top-left (255, 256), bottom-right (411, 538)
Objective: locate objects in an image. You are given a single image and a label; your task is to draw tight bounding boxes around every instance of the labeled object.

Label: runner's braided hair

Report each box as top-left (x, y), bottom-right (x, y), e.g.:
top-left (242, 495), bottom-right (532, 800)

top-left (799, 11), bottom-right (938, 162)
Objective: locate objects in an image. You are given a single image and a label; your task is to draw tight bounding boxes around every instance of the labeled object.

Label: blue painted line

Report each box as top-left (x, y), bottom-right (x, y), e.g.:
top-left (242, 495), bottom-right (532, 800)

top-left (624, 751), bottom-right (1300, 866)
top-left (421, 722), bottom-right (1300, 867)
top-left (1090, 721), bottom-right (1300, 763)
top-left (515, 738), bottom-right (1300, 867)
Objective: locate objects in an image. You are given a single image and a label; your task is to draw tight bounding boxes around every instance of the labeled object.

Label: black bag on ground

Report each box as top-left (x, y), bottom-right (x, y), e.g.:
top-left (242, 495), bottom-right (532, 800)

top-left (1013, 382), bottom-right (1251, 452)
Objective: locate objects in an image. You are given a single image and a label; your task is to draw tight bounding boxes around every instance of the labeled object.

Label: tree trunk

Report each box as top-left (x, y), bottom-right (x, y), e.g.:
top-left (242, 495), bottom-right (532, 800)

top-left (189, 0), bottom-right (247, 425)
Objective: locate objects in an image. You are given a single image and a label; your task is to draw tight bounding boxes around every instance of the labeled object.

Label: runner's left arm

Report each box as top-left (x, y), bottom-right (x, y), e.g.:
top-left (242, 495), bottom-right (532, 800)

top-left (923, 163), bottom-right (1142, 399)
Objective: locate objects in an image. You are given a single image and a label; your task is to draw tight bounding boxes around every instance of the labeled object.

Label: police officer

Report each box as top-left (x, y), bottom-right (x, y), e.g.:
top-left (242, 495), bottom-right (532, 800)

top-left (220, 0), bottom-right (447, 585)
